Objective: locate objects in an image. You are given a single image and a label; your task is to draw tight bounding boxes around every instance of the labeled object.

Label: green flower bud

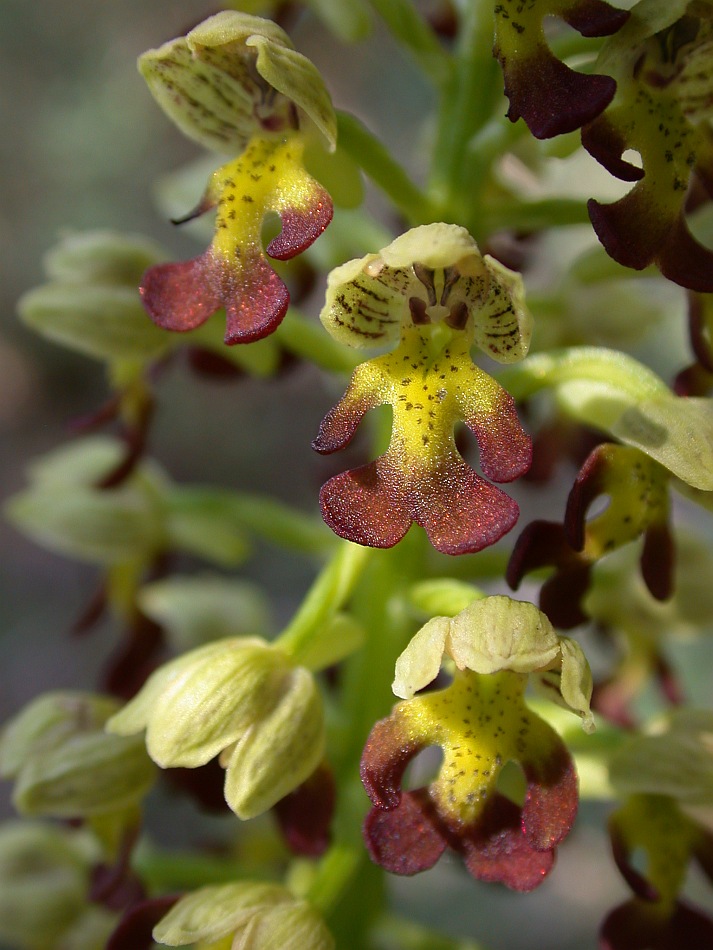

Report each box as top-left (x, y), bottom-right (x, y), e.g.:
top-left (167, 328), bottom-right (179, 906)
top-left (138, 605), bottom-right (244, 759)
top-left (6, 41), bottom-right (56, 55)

top-left (5, 438), bottom-right (166, 566)
top-left (0, 820), bottom-right (97, 950)
top-left (0, 692), bottom-right (155, 819)
top-left (18, 230), bottom-right (171, 363)
top-left (107, 638), bottom-right (325, 819)
top-left (152, 881), bottom-right (334, 949)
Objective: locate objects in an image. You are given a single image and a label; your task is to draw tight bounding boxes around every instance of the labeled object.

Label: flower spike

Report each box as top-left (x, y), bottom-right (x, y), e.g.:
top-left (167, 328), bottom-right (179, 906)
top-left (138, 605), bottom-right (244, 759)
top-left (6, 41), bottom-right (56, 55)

top-left (361, 596), bottom-right (593, 891)
top-left (138, 12), bottom-right (335, 344)
top-left (314, 224), bottom-right (532, 555)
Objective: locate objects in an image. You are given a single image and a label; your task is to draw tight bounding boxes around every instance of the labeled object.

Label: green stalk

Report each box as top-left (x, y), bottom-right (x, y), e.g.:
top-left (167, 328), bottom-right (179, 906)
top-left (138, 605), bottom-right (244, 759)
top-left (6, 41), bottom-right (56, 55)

top-left (276, 541), bottom-right (373, 661)
top-left (367, 0), bottom-right (451, 87)
top-left (336, 112), bottom-right (437, 223)
top-left (429, 0), bottom-right (500, 215)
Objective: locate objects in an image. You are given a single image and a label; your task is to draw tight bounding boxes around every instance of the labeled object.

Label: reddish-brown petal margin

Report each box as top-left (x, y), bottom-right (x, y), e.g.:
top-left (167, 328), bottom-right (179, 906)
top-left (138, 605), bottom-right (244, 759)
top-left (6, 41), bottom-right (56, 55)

top-left (413, 456), bottom-right (521, 556)
top-left (501, 52), bottom-right (618, 140)
top-left (360, 713), bottom-right (424, 811)
top-left (363, 790), bottom-right (447, 876)
top-left (273, 763), bottom-right (335, 857)
top-left (640, 520), bottom-right (675, 602)
top-left (496, 0), bottom-right (628, 140)
top-left (608, 813), bottom-right (659, 902)
top-left (464, 394), bottom-right (532, 483)
top-left (318, 460), bottom-right (413, 550)
top-left (267, 188), bottom-right (333, 260)
top-left (507, 520), bottom-right (591, 628)
top-left (581, 116), bottom-right (645, 183)
top-left (521, 737), bottom-right (578, 853)
top-left (600, 899), bottom-right (713, 950)
top-left (564, 446), bottom-right (610, 552)
top-left (588, 196), bottom-right (713, 293)
top-left (459, 793), bottom-right (555, 892)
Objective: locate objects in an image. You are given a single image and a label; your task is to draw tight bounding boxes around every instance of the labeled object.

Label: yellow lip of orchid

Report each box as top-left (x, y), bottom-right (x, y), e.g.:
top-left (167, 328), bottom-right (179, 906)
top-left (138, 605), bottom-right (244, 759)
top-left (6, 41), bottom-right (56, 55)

top-left (140, 132), bottom-right (332, 345)
top-left (360, 596), bottom-right (593, 891)
top-left (314, 224), bottom-right (533, 555)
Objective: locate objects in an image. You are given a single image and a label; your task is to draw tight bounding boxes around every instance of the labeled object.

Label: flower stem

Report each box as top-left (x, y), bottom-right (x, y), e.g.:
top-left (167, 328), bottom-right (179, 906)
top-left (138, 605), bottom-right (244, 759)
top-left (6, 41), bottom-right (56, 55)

top-left (276, 540), bottom-right (373, 663)
top-left (336, 112), bottom-right (437, 223)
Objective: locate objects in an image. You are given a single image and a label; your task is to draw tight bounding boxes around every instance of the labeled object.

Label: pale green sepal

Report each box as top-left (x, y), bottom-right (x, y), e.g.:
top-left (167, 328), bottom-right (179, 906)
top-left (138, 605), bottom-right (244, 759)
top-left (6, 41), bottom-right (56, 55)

top-left (138, 574), bottom-right (271, 651)
top-left (448, 597), bottom-right (561, 676)
top-left (536, 638), bottom-right (595, 734)
top-left (288, 612), bottom-right (365, 672)
top-left (107, 638), bottom-right (282, 769)
top-left (139, 34), bottom-right (255, 155)
top-left (476, 255), bottom-right (532, 364)
top-left (248, 35), bottom-right (337, 150)
top-left (0, 821), bottom-right (96, 950)
top-left (612, 395), bottom-right (713, 491)
top-left (43, 230), bottom-right (165, 285)
top-left (379, 222), bottom-right (479, 270)
top-left (393, 616), bottom-right (451, 700)
top-left (609, 709), bottom-right (713, 805)
top-left (187, 11), bottom-right (290, 50)
top-left (223, 667), bottom-right (324, 818)
top-left (245, 899), bottom-right (335, 950)
top-left (407, 578), bottom-right (486, 619)
top-left (13, 731), bottom-right (155, 818)
top-left (394, 596), bottom-right (594, 728)
top-left (19, 283), bottom-right (171, 362)
top-left (0, 692), bottom-right (118, 778)
top-left (0, 691), bottom-right (155, 819)
top-left (153, 881), bottom-right (290, 945)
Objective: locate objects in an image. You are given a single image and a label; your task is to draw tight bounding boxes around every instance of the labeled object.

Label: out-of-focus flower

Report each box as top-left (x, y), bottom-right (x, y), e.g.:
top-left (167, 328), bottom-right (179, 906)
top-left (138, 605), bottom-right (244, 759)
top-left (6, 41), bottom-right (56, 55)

top-left (106, 637), bottom-right (324, 820)
top-left (583, 1), bottom-right (713, 290)
top-left (138, 12), bottom-right (336, 344)
top-left (0, 820), bottom-right (115, 950)
top-left (584, 535), bottom-right (713, 724)
top-left (360, 596), bottom-right (593, 891)
top-left (601, 795), bottom-right (713, 948)
top-left (493, 0), bottom-right (630, 139)
top-left (600, 710), bottom-right (713, 946)
top-left (508, 443), bottom-right (673, 628)
top-left (313, 223), bottom-right (532, 555)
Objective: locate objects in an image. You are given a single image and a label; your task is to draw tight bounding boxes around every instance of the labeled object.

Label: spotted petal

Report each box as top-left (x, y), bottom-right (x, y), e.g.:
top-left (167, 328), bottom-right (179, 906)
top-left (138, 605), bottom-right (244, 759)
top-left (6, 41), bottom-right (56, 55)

top-left (141, 134), bottom-right (332, 344)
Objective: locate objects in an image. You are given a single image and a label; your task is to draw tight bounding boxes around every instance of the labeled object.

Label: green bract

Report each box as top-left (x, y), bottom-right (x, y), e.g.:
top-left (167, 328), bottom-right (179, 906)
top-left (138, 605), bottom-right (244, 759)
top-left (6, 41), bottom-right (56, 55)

top-left (501, 347), bottom-right (713, 491)
top-left (139, 11), bottom-right (336, 154)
